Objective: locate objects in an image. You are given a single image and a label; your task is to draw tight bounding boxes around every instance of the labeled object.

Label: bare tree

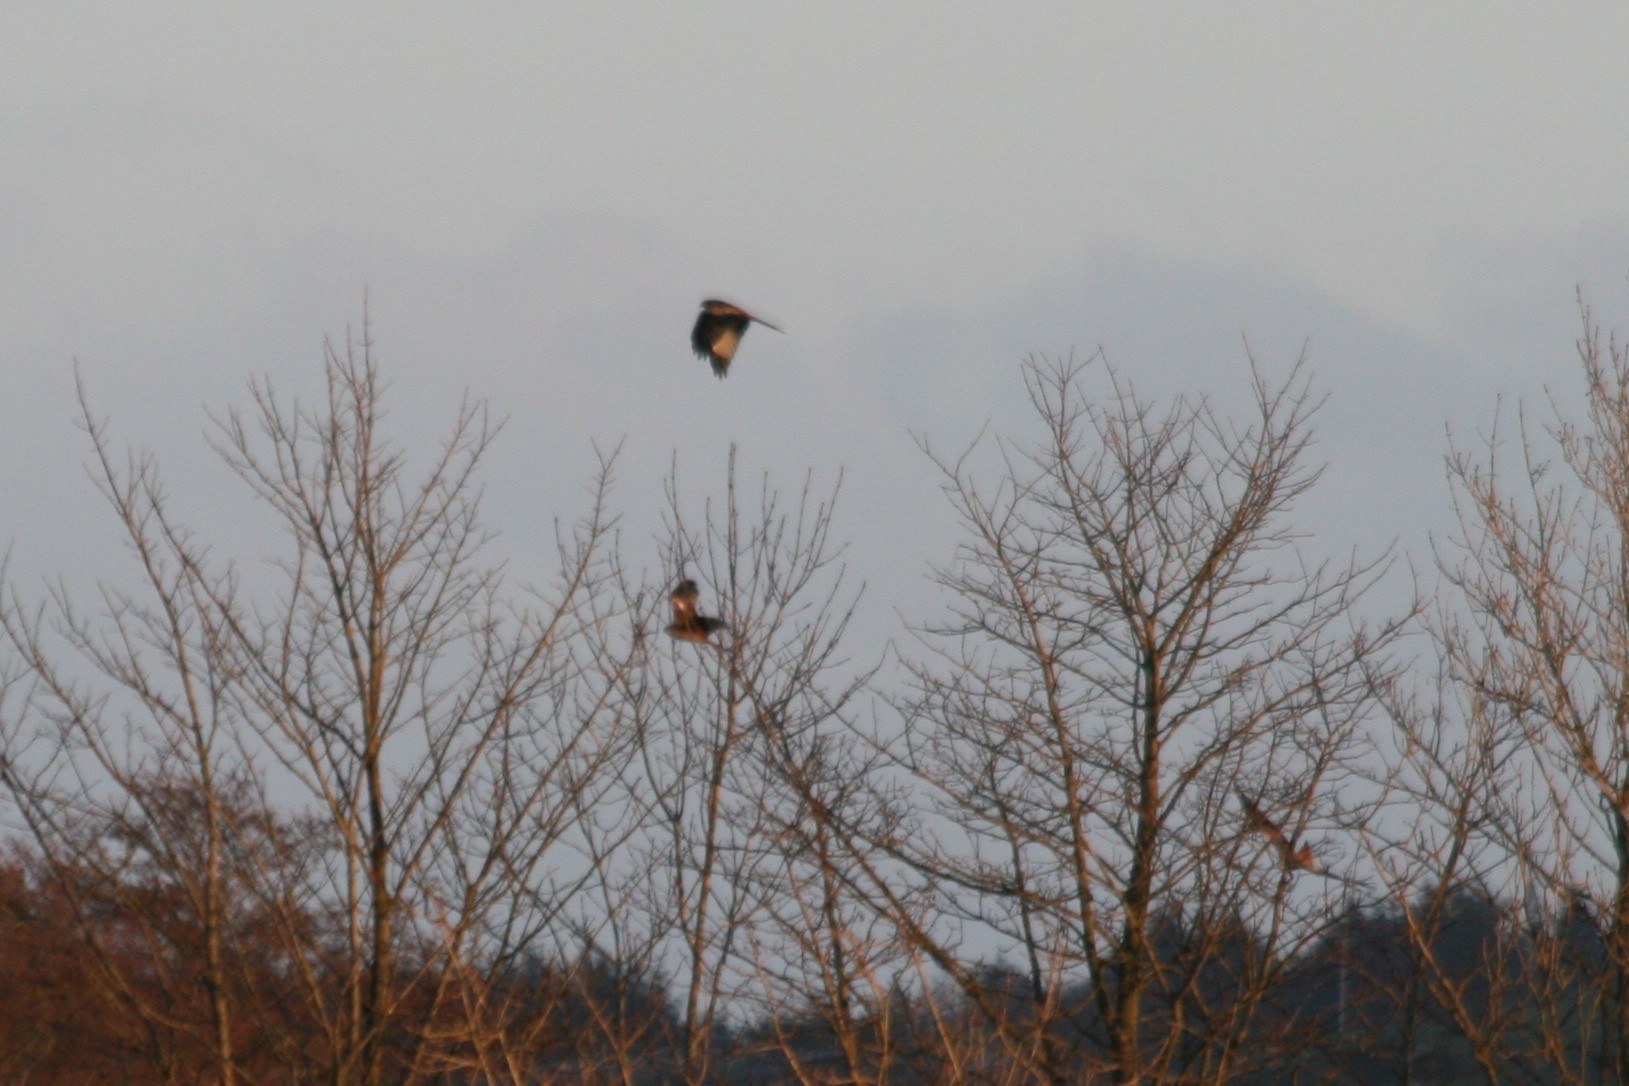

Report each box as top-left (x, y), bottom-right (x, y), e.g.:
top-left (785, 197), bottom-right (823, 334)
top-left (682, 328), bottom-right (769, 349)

top-left (1409, 299), bottom-right (1629, 1083)
top-left (860, 352), bottom-right (1404, 1084)
top-left (615, 451), bottom-right (879, 1085)
top-left (0, 374), bottom-right (280, 1084)
top-left (0, 319), bottom-right (636, 1085)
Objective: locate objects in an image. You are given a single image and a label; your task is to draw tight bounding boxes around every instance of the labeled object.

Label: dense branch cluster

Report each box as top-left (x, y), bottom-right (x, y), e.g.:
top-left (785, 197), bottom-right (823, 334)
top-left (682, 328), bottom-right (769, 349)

top-left (3, 304), bottom-right (1629, 1084)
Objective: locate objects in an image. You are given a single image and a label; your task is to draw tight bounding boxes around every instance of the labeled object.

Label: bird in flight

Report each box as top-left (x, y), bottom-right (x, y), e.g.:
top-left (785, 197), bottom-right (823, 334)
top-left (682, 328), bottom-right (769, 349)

top-left (666, 578), bottom-right (727, 643)
top-left (1238, 792), bottom-right (1323, 874)
top-left (691, 299), bottom-right (782, 378)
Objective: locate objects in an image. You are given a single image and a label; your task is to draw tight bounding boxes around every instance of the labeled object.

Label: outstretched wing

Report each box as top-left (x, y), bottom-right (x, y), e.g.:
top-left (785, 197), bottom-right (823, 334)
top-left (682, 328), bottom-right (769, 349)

top-left (701, 300), bottom-right (756, 322)
top-left (667, 617), bottom-right (727, 643)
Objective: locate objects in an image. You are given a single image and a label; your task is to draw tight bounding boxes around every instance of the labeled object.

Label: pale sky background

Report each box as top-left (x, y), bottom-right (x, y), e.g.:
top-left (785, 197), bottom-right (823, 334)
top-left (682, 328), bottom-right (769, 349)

top-left (6, 4), bottom-right (1629, 635)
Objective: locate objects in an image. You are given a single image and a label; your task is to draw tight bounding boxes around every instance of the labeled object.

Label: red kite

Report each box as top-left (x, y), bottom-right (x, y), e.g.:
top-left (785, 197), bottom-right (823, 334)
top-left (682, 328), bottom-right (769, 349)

top-left (691, 299), bottom-right (782, 378)
top-left (1239, 792), bottom-right (1323, 874)
top-left (666, 579), bottom-right (727, 643)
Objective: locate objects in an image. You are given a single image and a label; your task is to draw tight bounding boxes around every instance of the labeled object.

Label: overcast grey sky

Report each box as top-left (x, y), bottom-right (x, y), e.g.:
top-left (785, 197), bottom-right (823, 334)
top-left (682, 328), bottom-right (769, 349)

top-left (6, 4), bottom-right (1629, 627)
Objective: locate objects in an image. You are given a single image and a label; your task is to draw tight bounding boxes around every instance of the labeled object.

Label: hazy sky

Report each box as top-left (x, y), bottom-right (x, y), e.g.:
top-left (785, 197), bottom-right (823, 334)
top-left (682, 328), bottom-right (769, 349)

top-left (6, 4), bottom-right (1629, 629)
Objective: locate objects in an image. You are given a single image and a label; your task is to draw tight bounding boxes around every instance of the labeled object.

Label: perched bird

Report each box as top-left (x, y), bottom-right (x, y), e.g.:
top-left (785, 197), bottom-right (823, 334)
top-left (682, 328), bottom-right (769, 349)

top-left (1239, 792), bottom-right (1323, 874)
top-left (691, 299), bottom-right (782, 378)
top-left (666, 579), bottom-right (727, 643)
